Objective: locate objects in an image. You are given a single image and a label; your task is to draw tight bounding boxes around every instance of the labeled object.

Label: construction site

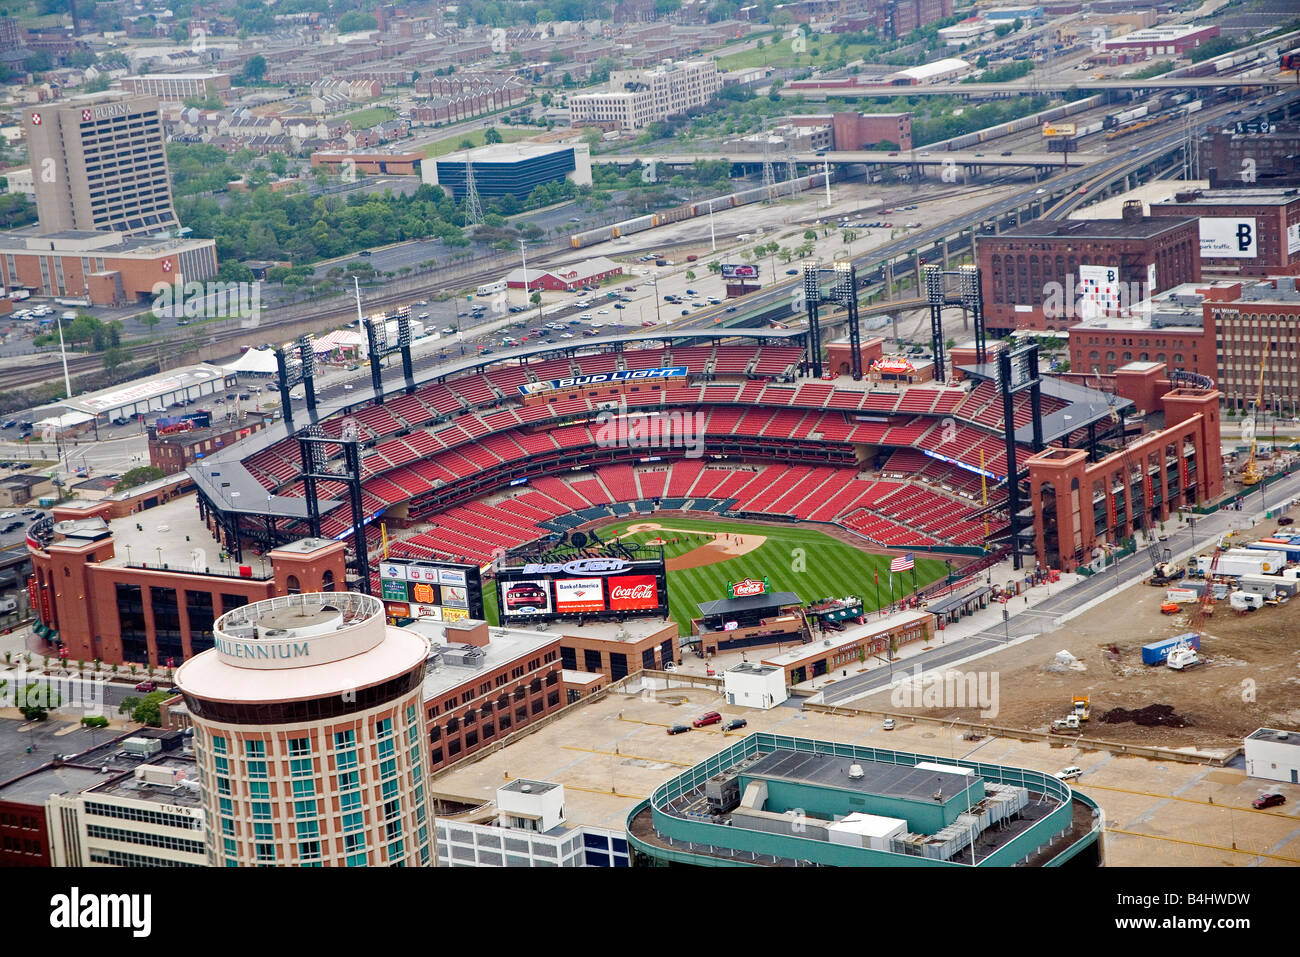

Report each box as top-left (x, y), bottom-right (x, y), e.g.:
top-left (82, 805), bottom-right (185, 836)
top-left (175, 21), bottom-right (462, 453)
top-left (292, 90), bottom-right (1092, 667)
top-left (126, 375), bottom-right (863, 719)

top-left (857, 509), bottom-right (1300, 753)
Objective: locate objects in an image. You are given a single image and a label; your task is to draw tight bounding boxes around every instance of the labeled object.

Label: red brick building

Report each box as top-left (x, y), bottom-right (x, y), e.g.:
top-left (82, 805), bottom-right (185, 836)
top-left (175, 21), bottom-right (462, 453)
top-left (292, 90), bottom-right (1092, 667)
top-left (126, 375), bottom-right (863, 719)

top-left (1027, 376), bottom-right (1223, 569)
top-left (976, 211), bottom-right (1201, 332)
top-left (148, 419), bottom-right (267, 474)
top-left (1069, 276), bottom-right (1300, 413)
top-left (506, 256), bottom-right (622, 292)
top-left (789, 111), bottom-right (913, 151)
top-left (28, 497), bottom-right (346, 667)
top-left (1149, 187), bottom-right (1300, 278)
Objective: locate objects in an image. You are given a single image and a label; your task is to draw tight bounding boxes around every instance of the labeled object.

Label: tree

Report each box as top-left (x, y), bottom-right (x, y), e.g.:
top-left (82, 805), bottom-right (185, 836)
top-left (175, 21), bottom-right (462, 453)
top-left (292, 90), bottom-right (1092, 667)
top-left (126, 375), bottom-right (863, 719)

top-left (484, 127), bottom-right (503, 145)
top-left (803, 229), bottom-right (817, 241)
top-left (457, 138), bottom-right (476, 150)
top-left (337, 11), bottom-right (378, 32)
top-left (113, 466), bottom-right (165, 493)
top-left (19, 682), bottom-right (60, 721)
top-left (81, 715), bottom-right (109, 729)
top-left (685, 270), bottom-right (696, 281)
top-left (581, 126), bottom-right (603, 148)
top-left (240, 54), bottom-right (267, 84)
top-left (102, 345), bottom-right (131, 373)
top-left (707, 260), bottom-right (722, 274)
top-left (118, 690), bottom-right (171, 727)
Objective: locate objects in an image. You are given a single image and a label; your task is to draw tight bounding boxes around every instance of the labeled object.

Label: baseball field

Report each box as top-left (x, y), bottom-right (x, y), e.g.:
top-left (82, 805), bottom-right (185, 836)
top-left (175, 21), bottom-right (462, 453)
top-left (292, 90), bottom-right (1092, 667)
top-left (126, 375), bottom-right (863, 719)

top-left (481, 517), bottom-right (948, 633)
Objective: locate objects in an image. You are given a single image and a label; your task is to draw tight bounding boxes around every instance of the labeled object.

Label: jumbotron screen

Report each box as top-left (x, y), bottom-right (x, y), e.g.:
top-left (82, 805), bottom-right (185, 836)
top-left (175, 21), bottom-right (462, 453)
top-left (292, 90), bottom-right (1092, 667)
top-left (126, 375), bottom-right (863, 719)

top-left (378, 559), bottom-right (486, 622)
top-left (495, 555), bottom-right (669, 625)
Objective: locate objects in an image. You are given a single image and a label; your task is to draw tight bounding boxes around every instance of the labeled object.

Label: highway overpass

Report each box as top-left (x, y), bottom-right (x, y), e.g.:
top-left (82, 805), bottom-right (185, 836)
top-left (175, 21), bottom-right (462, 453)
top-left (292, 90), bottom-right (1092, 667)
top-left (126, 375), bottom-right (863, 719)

top-left (779, 76), bottom-right (1296, 98)
top-left (594, 150), bottom-right (1099, 169)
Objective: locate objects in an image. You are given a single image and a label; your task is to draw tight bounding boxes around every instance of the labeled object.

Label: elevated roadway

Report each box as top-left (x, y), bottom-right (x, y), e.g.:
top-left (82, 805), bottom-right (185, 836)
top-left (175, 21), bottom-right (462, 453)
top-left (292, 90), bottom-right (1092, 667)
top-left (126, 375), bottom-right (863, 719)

top-left (595, 150), bottom-right (1099, 169)
top-left (779, 76), bottom-right (1295, 99)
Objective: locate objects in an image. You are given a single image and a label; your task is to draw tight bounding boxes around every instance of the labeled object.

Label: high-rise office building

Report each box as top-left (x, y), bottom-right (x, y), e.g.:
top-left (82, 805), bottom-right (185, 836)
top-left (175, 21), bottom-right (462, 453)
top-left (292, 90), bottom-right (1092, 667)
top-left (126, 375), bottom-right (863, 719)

top-left (23, 92), bottom-right (180, 237)
top-left (176, 592), bottom-right (436, 867)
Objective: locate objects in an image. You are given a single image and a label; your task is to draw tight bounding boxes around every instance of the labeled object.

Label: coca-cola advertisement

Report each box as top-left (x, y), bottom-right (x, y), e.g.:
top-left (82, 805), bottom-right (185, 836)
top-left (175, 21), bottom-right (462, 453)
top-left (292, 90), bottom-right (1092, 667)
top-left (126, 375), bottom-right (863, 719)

top-left (608, 575), bottom-right (658, 611)
top-left (555, 577), bottom-right (605, 613)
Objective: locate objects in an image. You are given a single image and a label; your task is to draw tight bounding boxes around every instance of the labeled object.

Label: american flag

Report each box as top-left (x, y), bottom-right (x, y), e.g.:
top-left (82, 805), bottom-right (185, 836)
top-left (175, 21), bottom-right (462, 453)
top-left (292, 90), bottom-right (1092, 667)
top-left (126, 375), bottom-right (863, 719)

top-left (890, 554), bottom-right (914, 573)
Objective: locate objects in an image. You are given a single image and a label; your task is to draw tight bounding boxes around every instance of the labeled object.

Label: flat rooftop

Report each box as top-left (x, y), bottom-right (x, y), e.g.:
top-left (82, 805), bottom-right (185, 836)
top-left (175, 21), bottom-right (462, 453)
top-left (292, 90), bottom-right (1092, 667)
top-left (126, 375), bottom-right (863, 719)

top-left (34, 363), bottom-right (230, 418)
top-left (742, 748), bottom-right (976, 807)
top-left (762, 610), bottom-right (931, 667)
top-left (557, 617), bottom-right (673, 642)
top-left (81, 493), bottom-right (273, 579)
top-left (87, 755), bottom-right (204, 808)
top-left (995, 217), bottom-right (1198, 241)
top-left (1154, 188), bottom-right (1300, 207)
top-left (438, 142), bottom-right (572, 165)
top-left (413, 623), bottom-right (558, 701)
top-left (1247, 728), bottom-right (1300, 748)
top-left (0, 764), bottom-right (107, 805)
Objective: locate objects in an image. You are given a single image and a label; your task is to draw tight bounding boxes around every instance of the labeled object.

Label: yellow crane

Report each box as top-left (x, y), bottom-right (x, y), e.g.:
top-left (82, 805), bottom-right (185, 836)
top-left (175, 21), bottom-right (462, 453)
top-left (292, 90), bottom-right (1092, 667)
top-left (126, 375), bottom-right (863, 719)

top-left (1242, 353), bottom-right (1267, 486)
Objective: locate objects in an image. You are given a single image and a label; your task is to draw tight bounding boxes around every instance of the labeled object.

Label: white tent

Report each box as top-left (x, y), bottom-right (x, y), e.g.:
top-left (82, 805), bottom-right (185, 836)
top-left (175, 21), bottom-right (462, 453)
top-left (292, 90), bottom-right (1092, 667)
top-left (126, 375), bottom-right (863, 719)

top-left (223, 348), bottom-right (278, 374)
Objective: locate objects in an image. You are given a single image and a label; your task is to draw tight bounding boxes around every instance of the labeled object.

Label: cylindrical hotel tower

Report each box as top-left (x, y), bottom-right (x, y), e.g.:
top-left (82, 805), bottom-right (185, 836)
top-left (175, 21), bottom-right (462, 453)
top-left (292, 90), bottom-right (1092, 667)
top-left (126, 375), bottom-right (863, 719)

top-left (176, 592), bottom-right (434, 866)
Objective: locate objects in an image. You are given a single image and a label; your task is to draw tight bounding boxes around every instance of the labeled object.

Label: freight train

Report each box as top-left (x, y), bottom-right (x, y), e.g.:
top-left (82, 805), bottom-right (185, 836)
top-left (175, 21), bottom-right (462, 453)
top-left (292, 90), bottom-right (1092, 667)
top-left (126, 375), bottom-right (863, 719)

top-left (568, 170), bottom-right (836, 249)
top-left (941, 95), bottom-right (1105, 151)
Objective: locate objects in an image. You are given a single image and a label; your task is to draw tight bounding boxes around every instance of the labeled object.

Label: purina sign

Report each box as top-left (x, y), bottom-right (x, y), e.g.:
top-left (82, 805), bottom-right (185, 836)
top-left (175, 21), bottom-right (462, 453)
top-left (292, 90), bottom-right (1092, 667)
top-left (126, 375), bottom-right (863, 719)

top-left (729, 578), bottom-right (769, 598)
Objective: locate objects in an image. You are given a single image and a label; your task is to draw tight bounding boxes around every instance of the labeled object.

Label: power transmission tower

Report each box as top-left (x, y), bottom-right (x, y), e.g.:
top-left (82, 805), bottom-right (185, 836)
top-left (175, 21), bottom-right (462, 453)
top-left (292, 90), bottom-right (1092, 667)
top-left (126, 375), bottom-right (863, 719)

top-left (785, 149), bottom-right (799, 197)
top-left (761, 133), bottom-right (777, 203)
top-left (464, 155), bottom-right (484, 225)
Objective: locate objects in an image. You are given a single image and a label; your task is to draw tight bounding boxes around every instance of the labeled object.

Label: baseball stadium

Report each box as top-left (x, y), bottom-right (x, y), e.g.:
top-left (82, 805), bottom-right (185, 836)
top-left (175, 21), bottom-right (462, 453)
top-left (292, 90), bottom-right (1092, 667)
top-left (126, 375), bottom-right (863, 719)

top-left (181, 326), bottom-right (1158, 634)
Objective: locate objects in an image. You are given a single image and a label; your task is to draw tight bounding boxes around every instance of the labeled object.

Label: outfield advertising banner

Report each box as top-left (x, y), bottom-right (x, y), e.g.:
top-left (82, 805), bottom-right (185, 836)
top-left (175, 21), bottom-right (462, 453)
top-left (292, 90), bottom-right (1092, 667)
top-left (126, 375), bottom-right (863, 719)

top-left (608, 575), bottom-right (659, 611)
top-left (518, 367), bottom-right (687, 396)
top-left (496, 549), bottom-right (668, 624)
top-left (555, 577), bottom-right (605, 612)
top-left (378, 558), bottom-right (484, 621)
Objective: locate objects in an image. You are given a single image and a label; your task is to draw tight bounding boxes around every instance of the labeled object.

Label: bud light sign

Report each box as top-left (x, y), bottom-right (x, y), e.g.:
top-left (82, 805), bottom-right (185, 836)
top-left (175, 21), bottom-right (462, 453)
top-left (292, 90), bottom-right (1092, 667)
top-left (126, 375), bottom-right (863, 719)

top-left (608, 575), bottom-right (658, 611)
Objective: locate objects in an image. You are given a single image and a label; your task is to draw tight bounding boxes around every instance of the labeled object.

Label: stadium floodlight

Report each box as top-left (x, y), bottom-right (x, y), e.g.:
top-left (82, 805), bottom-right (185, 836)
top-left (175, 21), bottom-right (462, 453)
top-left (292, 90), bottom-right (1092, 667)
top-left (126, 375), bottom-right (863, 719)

top-left (802, 261), bottom-right (821, 303)
top-left (832, 261), bottom-right (855, 304)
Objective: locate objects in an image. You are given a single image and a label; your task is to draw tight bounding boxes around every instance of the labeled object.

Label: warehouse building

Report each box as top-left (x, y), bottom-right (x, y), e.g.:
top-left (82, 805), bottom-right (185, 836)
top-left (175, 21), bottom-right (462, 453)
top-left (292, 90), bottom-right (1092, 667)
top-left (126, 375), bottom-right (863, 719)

top-left (1149, 187), bottom-right (1300, 278)
top-left (1101, 24), bottom-right (1219, 58)
top-left (976, 206), bottom-right (1201, 332)
top-left (505, 256), bottom-right (622, 292)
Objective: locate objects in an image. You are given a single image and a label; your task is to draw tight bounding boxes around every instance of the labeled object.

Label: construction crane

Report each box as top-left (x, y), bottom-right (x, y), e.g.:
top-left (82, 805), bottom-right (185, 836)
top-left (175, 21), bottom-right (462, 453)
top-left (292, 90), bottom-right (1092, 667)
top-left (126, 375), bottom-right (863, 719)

top-left (1188, 544), bottom-right (1221, 642)
top-left (1241, 353), bottom-right (1267, 486)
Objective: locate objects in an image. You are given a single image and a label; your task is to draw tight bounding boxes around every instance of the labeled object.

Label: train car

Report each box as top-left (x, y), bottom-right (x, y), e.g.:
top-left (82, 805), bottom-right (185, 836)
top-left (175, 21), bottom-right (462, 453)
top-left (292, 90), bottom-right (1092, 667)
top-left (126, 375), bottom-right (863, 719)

top-left (1104, 116), bottom-right (1160, 141)
top-left (1282, 47), bottom-right (1300, 71)
top-left (1103, 104), bottom-right (1148, 130)
top-left (618, 214), bottom-right (656, 236)
top-left (1181, 99), bottom-right (1203, 115)
top-left (569, 224), bottom-right (616, 248)
top-left (1076, 121), bottom-right (1104, 138)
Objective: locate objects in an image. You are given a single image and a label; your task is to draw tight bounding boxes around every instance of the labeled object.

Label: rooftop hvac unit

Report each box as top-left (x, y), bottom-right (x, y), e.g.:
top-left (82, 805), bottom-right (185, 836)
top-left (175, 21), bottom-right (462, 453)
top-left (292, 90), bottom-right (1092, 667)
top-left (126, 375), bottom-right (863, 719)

top-left (848, 764), bottom-right (865, 780)
top-left (122, 737), bottom-right (162, 758)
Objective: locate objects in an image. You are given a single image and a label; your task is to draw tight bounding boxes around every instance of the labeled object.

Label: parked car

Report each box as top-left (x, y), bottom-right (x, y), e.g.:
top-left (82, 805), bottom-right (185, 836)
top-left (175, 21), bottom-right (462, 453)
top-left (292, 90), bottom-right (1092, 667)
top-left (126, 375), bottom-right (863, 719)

top-left (1252, 792), bottom-right (1286, 809)
top-left (1054, 766), bottom-right (1083, 781)
top-left (666, 724), bottom-right (691, 735)
top-left (135, 680), bottom-right (157, 693)
top-left (882, 718), bottom-right (895, 731)
top-left (692, 711), bottom-right (722, 728)
top-left (723, 718), bottom-right (747, 731)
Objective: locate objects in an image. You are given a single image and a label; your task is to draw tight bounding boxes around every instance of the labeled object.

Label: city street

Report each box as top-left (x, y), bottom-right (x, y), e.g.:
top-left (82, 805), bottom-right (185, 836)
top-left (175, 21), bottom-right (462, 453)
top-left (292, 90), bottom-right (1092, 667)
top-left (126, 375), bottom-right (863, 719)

top-left (820, 470), bottom-right (1300, 706)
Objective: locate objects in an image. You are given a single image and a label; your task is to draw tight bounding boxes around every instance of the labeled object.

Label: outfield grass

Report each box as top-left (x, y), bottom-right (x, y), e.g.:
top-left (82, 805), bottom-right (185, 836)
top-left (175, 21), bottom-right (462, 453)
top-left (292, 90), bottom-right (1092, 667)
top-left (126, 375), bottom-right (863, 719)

top-left (597, 517), bottom-right (947, 635)
top-left (421, 126), bottom-right (535, 159)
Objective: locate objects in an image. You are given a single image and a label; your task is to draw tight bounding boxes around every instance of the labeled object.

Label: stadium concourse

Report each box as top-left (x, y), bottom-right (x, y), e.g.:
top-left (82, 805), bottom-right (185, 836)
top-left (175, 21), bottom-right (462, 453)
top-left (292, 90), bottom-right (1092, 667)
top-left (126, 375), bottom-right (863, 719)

top-left (189, 329), bottom-right (1124, 585)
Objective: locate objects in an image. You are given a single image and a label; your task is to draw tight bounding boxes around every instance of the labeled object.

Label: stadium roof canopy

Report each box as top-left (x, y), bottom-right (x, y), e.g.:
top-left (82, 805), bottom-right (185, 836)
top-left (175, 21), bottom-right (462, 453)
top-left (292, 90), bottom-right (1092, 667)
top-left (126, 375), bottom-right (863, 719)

top-left (957, 363), bottom-right (1135, 446)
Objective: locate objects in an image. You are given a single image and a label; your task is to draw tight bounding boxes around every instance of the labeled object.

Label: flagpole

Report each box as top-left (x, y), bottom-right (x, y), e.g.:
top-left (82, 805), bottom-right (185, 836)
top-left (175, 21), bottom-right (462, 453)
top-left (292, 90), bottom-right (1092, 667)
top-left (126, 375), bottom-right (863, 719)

top-left (874, 571), bottom-right (880, 615)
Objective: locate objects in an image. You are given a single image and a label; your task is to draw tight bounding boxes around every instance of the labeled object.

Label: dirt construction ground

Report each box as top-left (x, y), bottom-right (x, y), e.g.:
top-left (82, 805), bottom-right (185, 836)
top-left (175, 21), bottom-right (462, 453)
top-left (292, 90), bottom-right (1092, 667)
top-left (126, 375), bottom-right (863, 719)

top-left (876, 517), bottom-right (1300, 750)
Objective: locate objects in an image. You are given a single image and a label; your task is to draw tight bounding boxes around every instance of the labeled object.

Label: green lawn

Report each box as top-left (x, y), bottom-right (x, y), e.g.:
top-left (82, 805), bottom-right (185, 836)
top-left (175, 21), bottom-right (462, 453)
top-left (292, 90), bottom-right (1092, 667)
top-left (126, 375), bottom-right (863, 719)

top-left (338, 106), bottom-right (398, 130)
top-left (421, 126), bottom-right (536, 159)
top-left (596, 516), bottom-right (947, 635)
top-left (717, 35), bottom-right (880, 72)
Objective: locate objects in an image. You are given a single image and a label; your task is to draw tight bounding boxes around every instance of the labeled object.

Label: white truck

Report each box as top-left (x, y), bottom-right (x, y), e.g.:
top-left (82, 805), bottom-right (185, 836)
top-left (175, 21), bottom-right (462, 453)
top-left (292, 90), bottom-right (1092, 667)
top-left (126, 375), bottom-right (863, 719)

top-left (1197, 549), bottom-right (1285, 578)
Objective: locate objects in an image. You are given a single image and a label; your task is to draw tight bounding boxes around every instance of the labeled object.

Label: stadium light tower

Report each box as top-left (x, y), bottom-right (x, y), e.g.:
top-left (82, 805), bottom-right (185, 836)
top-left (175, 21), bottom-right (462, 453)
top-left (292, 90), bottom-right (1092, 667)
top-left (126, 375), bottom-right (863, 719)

top-left (833, 260), bottom-right (862, 381)
top-left (802, 260), bottom-right (823, 378)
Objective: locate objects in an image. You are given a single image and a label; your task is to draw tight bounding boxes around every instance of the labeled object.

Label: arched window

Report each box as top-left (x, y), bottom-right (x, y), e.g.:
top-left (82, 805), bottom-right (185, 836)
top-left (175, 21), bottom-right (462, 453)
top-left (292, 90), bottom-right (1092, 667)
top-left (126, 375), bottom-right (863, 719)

top-left (321, 569), bottom-right (335, 592)
top-left (285, 574), bottom-right (301, 595)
